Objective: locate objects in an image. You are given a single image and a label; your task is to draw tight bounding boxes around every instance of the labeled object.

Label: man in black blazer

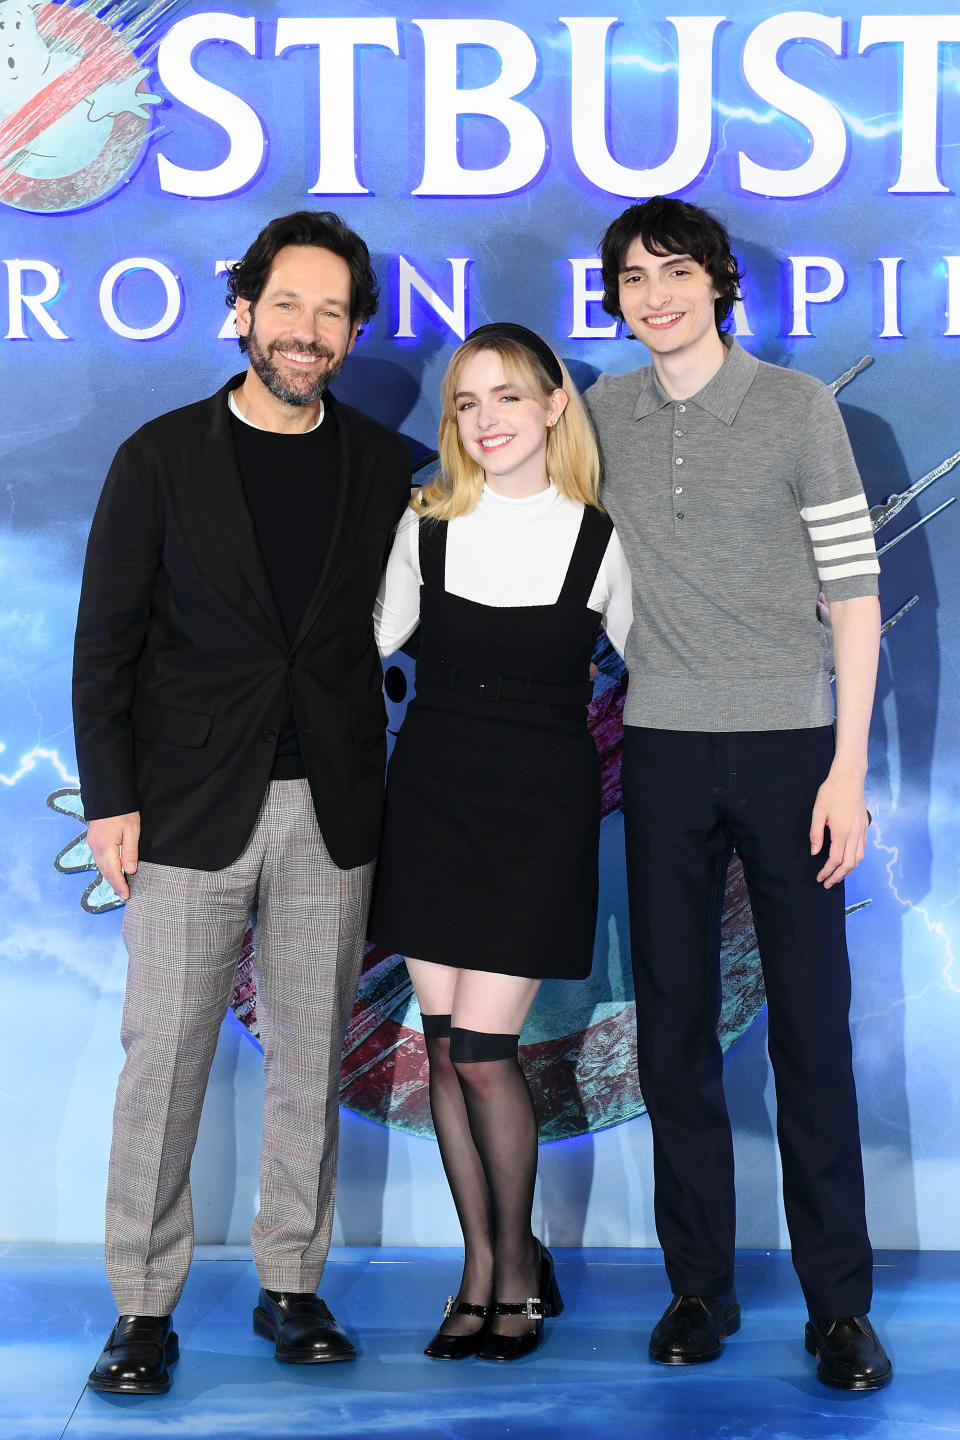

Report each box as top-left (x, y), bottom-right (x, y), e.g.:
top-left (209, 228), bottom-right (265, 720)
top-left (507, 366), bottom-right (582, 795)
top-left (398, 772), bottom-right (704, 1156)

top-left (74, 212), bottom-right (411, 1394)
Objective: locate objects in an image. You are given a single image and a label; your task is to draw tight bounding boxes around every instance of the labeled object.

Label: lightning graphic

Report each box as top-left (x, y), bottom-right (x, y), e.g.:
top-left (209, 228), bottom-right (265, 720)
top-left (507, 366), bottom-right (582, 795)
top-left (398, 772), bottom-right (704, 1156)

top-left (816, 359), bottom-right (960, 1027)
top-left (715, 99), bottom-right (905, 143)
top-left (609, 53), bottom-right (682, 75)
top-left (853, 815), bottom-right (960, 1022)
top-left (547, 22), bottom-right (918, 143)
top-left (602, 42), bottom-right (911, 140)
top-left (0, 743), bottom-right (78, 787)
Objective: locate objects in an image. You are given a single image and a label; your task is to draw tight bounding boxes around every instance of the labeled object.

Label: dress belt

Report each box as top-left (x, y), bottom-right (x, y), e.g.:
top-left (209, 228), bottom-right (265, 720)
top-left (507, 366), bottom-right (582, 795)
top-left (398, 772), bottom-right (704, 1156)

top-left (416, 659), bottom-right (593, 707)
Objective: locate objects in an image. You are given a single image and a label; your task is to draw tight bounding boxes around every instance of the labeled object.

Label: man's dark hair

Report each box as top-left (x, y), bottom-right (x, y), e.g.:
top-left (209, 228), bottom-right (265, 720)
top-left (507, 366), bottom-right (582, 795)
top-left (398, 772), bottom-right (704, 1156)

top-left (225, 210), bottom-right (379, 348)
top-left (599, 195), bottom-right (744, 334)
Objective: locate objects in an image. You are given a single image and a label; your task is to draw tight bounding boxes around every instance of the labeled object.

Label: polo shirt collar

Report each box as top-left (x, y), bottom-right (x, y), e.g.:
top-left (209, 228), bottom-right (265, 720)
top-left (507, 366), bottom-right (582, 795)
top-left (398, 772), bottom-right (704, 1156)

top-left (632, 335), bottom-right (759, 425)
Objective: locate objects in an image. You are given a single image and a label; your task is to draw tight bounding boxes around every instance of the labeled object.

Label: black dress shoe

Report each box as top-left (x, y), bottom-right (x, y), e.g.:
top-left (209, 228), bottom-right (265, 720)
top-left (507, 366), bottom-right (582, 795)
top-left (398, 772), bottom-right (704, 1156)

top-left (423, 1297), bottom-right (491, 1360)
top-left (253, 1288), bottom-right (356, 1363)
top-left (805, 1315), bottom-right (892, 1390)
top-left (649, 1290), bottom-right (740, 1364)
top-left (88, 1314), bottom-right (179, 1394)
top-left (478, 1241), bottom-right (564, 1363)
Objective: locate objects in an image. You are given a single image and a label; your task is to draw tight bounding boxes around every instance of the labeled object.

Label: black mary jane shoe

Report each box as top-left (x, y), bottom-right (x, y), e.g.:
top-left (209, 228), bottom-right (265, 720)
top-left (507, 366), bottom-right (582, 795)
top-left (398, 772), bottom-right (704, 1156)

top-left (478, 1241), bottom-right (564, 1363)
top-left (423, 1297), bottom-right (491, 1360)
top-left (805, 1315), bottom-right (892, 1391)
top-left (88, 1314), bottom-right (179, 1394)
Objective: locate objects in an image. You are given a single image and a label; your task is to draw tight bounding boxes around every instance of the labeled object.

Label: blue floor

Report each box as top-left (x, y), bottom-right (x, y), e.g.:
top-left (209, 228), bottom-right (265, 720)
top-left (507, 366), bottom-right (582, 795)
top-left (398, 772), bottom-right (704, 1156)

top-left (2, 1246), bottom-right (956, 1440)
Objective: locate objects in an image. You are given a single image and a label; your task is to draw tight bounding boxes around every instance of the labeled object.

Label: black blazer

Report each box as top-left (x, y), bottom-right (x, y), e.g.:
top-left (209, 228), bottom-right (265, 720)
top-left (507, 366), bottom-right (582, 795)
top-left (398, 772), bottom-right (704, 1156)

top-left (73, 376), bottom-right (411, 870)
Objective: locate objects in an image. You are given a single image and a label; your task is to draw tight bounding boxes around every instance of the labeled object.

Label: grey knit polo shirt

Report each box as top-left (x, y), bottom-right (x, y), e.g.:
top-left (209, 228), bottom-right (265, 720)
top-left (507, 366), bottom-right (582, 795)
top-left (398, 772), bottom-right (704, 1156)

top-left (585, 339), bottom-right (879, 732)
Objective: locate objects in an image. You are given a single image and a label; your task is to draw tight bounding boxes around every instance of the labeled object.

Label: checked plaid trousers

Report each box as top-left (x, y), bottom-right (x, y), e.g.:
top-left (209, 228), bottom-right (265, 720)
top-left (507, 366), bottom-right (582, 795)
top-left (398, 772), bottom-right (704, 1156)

top-left (104, 779), bottom-right (373, 1315)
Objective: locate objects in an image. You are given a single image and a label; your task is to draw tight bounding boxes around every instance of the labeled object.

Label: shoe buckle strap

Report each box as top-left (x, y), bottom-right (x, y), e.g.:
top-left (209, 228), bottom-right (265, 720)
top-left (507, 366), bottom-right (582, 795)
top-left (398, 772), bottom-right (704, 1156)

top-left (444, 1296), bottom-right (490, 1319)
top-left (494, 1297), bottom-right (545, 1320)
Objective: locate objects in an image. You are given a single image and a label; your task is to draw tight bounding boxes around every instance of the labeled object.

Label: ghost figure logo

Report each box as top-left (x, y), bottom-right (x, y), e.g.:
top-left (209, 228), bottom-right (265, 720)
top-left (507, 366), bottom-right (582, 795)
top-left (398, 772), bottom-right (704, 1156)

top-left (0, 0), bottom-right (161, 212)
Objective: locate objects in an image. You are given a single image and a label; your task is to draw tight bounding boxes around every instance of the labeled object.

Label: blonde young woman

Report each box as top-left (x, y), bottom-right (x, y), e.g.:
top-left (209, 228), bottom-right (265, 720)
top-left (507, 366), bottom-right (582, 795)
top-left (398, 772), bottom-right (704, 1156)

top-left (369, 324), bottom-right (631, 1362)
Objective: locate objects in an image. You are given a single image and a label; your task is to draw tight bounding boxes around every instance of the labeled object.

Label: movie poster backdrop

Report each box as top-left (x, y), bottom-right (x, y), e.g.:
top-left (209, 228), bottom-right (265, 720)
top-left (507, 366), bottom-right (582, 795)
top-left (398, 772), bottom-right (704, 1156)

top-left (1, 0), bottom-right (958, 1247)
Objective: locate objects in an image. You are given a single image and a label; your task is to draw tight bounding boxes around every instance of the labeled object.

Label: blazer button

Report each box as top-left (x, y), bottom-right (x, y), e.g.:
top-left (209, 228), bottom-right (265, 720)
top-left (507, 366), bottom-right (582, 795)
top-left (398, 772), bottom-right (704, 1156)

top-left (262, 728), bottom-right (276, 742)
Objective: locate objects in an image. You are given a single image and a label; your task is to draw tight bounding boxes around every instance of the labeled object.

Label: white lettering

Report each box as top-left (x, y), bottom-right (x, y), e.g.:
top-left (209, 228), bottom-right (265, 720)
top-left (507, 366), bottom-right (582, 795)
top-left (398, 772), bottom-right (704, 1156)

top-left (275, 18), bottom-right (400, 194)
top-left (568, 259), bottom-right (617, 339)
top-left (156, 15), bottom-right (263, 198)
top-left (395, 256), bottom-right (470, 338)
top-left (878, 257), bottom-right (904, 338)
top-left (4, 260), bottom-right (68, 340)
top-left (859, 16), bottom-right (960, 193)
top-left (730, 298), bottom-right (753, 337)
top-left (789, 256), bottom-right (846, 336)
top-left (561, 16), bottom-right (723, 198)
top-left (739, 12), bottom-right (846, 197)
top-left (413, 20), bottom-right (545, 196)
top-left (99, 259), bottom-right (183, 340)
top-left (945, 257), bottom-right (960, 337)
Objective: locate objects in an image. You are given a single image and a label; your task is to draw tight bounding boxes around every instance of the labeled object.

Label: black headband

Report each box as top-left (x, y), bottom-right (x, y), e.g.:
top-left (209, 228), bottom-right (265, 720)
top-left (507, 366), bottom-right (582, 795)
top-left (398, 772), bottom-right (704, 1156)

top-left (464, 322), bottom-right (564, 389)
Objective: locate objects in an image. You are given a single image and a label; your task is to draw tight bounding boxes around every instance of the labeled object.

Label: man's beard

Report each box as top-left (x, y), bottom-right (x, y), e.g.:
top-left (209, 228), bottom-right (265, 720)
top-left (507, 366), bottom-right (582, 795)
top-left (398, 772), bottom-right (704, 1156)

top-left (245, 326), bottom-right (346, 406)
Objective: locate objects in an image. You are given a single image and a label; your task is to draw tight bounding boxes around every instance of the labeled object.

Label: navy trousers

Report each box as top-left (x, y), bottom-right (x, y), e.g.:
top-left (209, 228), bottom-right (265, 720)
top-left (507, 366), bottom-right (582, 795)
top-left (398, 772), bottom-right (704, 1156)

top-left (621, 725), bottom-right (873, 1319)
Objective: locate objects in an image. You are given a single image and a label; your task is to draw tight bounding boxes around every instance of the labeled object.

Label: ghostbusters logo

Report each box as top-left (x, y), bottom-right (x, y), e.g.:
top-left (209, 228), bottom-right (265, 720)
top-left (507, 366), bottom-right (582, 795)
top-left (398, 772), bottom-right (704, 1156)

top-left (0, 0), bottom-right (159, 212)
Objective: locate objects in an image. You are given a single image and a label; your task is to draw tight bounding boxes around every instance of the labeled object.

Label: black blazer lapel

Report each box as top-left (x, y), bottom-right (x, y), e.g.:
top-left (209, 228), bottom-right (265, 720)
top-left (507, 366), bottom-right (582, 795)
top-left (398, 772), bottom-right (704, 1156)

top-left (192, 378), bottom-right (285, 636)
top-left (292, 396), bottom-right (377, 649)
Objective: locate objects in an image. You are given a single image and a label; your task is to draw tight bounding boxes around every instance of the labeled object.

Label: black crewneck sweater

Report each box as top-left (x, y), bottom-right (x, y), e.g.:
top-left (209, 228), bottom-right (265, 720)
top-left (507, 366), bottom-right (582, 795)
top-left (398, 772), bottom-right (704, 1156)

top-left (228, 402), bottom-right (341, 779)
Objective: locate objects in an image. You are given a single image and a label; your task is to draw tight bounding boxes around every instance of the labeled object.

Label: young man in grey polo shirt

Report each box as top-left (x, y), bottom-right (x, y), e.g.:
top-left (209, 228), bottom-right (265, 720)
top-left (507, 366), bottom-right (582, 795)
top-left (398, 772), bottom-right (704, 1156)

top-left (585, 195), bottom-right (891, 1391)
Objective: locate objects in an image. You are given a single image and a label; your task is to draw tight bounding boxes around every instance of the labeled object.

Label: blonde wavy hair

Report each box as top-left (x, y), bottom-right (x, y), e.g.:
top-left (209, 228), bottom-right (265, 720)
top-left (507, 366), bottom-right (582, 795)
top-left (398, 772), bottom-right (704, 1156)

top-left (415, 332), bottom-right (602, 521)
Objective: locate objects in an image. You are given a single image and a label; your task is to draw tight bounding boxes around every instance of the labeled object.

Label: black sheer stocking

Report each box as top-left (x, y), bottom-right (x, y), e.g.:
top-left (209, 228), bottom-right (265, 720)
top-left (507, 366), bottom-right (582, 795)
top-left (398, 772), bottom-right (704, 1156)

top-left (450, 1029), bottom-right (540, 1339)
top-left (421, 1017), bottom-right (494, 1338)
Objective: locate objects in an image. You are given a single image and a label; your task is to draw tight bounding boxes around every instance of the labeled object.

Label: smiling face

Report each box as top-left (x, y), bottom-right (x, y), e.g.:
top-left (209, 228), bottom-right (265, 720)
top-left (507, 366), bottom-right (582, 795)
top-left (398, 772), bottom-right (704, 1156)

top-left (234, 244), bottom-right (359, 420)
top-left (618, 238), bottom-right (725, 371)
top-left (452, 347), bottom-right (567, 497)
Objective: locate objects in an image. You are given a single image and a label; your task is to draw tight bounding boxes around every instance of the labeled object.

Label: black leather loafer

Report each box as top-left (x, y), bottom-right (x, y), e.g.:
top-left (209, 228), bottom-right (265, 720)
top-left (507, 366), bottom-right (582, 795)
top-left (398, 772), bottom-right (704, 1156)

top-left (649, 1290), bottom-right (740, 1364)
top-left (88, 1314), bottom-right (178, 1394)
top-left (424, 1297), bottom-right (490, 1360)
top-left (805, 1314), bottom-right (892, 1390)
top-left (253, 1288), bottom-right (356, 1363)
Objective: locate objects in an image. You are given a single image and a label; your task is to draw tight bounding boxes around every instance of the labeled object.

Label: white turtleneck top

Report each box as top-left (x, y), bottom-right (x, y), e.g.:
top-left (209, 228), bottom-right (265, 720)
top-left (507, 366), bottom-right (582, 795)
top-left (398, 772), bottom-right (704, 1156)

top-left (374, 482), bottom-right (633, 659)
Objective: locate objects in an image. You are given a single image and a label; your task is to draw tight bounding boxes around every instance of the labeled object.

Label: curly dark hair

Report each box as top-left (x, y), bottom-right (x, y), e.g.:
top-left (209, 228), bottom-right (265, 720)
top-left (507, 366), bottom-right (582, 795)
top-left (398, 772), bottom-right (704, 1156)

top-left (225, 210), bottom-right (379, 349)
top-left (599, 195), bottom-right (744, 334)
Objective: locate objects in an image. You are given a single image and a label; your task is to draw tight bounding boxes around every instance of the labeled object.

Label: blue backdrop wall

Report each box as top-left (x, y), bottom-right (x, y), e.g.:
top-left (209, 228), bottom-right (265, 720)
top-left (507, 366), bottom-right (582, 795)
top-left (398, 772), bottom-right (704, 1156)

top-left (1, 0), bottom-right (959, 1251)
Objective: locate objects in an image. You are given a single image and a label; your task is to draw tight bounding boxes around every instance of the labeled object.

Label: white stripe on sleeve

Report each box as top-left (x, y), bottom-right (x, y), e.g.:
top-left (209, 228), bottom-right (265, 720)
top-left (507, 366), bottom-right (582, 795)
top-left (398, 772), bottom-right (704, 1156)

top-left (817, 557), bottom-right (881, 580)
top-left (800, 495), bottom-right (870, 522)
top-left (812, 538), bottom-right (880, 562)
top-left (807, 516), bottom-right (875, 541)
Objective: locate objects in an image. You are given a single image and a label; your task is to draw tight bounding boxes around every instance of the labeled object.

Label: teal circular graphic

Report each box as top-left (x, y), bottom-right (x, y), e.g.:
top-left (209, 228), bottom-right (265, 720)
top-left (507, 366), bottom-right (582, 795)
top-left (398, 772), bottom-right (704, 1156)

top-left (0, 1), bottom-right (159, 213)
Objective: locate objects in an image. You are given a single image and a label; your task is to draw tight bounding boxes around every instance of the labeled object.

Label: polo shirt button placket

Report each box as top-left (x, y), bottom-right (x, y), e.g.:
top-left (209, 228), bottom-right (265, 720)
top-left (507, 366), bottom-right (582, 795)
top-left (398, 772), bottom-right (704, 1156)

top-left (673, 405), bottom-right (686, 529)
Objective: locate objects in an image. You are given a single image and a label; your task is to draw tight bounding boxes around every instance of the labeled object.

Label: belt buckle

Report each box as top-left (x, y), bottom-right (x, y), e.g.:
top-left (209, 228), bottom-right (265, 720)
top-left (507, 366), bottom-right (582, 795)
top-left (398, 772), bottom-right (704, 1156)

top-left (475, 672), bottom-right (502, 701)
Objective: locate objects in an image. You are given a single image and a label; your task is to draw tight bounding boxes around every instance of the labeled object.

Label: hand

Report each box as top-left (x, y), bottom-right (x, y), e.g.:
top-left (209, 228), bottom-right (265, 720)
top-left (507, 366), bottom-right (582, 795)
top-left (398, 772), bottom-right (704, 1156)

top-left (87, 812), bottom-right (141, 901)
top-left (88, 71), bottom-right (161, 123)
top-left (809, 766), bottom-right (868, 889)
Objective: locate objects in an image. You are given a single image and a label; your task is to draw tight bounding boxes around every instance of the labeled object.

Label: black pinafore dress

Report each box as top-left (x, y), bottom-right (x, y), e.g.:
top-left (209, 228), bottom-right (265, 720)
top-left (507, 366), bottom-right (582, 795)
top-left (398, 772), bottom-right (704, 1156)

top-left (368, 503), bottom-right (613, 980)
